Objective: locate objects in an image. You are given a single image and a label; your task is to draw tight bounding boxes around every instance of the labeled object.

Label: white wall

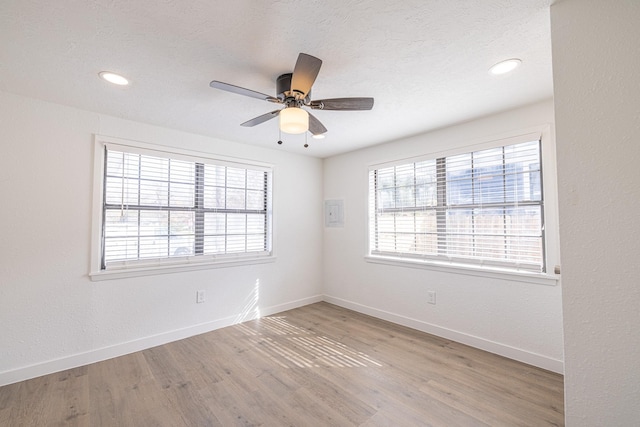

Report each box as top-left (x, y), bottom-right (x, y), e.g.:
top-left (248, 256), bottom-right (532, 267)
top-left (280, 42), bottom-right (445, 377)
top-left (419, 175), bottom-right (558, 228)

top-left (323, 100), bottom-right (564, 372)
top-left (0, 91), bottom-right (324, 386)
top-left (551, 0), bottom-right (640, 424)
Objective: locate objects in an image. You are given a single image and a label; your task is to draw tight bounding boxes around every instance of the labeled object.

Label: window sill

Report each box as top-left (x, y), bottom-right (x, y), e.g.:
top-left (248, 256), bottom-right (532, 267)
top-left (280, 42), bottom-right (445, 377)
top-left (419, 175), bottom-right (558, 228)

top-left (90, 255), bottom-right (276, 281)
top-left (364, 255), bottom-right (559, 286)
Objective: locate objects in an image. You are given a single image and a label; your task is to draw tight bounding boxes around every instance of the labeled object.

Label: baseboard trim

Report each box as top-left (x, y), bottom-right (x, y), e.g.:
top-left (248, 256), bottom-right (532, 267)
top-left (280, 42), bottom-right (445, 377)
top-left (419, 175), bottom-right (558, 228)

top-left (0, 294), bottom-right (323, 387)
top-left (322, 295), bottom-right (564, 374)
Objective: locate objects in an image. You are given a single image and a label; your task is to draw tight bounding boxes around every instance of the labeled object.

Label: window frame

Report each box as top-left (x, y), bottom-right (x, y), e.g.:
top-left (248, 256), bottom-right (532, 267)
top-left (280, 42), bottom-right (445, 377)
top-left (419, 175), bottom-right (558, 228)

top-left (90, 135), bottom-right (275, 281)
top-left (366, 127), bottom-right (560, 285)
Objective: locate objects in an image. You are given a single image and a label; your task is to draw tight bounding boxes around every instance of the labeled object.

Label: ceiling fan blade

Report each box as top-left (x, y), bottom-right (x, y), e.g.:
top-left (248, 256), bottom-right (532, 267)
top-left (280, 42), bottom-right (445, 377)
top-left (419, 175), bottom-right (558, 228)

top-left (210, 81), bottom-right (280, 103)
top-left (308, 112), bottom-right (327, 135)
top-left (309, 97), bottom-right (374, 111)
top-left (240, 110), bottom-right (281, 127)
top-left (291, 53), bottom-right (322, 98)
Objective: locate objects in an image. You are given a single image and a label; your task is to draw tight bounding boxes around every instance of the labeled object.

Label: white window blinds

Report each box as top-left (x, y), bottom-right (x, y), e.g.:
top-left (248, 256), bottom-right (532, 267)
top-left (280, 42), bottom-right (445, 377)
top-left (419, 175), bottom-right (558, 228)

top-left (369, 139), bottom-right (544, 272)
top-left (101, 146), bottom-right (272, 270)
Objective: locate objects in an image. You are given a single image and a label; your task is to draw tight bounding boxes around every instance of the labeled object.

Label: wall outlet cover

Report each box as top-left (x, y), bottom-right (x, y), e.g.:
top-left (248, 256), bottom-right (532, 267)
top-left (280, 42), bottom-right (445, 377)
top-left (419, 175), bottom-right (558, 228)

top-left (196, 290), bottom-right (205, 303)
top-left (427, 291), bottom-right (436, 305)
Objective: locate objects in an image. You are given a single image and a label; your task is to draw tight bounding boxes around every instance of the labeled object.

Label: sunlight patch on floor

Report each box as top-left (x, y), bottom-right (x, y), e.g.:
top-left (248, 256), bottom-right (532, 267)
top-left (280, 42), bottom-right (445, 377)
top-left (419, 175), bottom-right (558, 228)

top-left (240, 316), bottom-right (382, 369)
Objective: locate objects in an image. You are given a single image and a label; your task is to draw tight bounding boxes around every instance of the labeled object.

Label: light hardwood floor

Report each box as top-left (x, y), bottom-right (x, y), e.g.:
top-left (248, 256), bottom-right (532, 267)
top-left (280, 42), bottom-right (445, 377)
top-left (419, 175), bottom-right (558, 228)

top-left (0, 302), bottom-right (564, 426)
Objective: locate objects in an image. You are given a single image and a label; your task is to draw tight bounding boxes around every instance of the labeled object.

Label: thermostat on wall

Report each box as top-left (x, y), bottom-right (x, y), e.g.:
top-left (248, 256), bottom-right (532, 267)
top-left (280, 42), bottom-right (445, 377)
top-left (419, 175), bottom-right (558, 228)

top-left (324, 199), bottom-right (344, 227)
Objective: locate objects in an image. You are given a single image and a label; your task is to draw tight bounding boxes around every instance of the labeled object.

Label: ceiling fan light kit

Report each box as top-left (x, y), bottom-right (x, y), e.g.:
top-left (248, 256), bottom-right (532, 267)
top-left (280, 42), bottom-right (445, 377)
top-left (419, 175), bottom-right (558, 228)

top-left (279, 107), bottom-right (309, 134)
top-left (209, 53), bottom-right (374, 144)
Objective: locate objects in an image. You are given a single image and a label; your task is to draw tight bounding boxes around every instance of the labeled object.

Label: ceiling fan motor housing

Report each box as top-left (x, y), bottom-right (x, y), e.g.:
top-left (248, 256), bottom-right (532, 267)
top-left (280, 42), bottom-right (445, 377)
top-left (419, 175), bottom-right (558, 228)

top-left (276, 73), bottom-right (310, 104)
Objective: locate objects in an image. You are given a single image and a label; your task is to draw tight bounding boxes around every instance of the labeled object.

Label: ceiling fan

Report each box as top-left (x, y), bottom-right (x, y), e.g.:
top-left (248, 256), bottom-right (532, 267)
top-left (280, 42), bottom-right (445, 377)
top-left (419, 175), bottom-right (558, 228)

top-left (209, 53), bottom-right (374, 139)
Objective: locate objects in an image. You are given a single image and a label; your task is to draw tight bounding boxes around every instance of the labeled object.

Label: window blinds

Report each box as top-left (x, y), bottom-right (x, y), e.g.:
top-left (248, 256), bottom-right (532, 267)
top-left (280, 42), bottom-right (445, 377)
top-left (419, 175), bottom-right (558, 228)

top-left (102, 147), bottom-right (271, 269)
top-left (369, 139), bottom-right (544, 272)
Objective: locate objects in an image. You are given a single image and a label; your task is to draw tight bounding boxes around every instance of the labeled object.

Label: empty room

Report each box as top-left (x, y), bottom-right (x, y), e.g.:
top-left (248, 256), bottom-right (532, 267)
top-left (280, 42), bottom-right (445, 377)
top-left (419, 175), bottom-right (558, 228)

top-left (1, 1), bottom-right (638, 425)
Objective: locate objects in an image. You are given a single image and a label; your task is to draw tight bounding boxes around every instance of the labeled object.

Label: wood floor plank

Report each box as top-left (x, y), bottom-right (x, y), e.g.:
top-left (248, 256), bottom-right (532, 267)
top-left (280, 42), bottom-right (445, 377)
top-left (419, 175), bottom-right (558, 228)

top-left (8, 374), bottom-right (59, 426)
top-left (88, 351), bottom-right (183, 426)
top-left (49, 367), bottom-right (90, 427)
top-left (0, 302), bottom-right (564, 426)
top-left (143, 345), bottom-right (222, 426)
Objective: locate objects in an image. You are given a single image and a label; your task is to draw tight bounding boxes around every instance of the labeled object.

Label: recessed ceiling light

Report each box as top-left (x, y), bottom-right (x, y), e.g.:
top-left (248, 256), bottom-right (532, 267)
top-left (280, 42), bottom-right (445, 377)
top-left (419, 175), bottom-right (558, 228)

top-left (99, 71), bottom-right (129, 86)
top-left (312, 134), bottom-right (325, 140)
top-left (489, 59), bottom-right (522, 75)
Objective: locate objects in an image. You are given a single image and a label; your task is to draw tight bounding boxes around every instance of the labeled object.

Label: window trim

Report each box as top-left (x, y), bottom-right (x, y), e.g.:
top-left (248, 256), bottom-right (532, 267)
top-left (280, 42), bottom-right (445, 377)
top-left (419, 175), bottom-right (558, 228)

top-left (366, 126), bottom-right (561, 285)
top-left (364, 254), bottom-right (557, 286)
top-left (90, 135), bottom-right (275, 281)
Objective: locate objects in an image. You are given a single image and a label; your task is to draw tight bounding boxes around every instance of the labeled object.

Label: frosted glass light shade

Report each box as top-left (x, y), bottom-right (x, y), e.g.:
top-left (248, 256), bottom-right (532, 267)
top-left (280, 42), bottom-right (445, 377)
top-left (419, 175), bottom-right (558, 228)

top-left (279, 107), bottom-right (309, 134)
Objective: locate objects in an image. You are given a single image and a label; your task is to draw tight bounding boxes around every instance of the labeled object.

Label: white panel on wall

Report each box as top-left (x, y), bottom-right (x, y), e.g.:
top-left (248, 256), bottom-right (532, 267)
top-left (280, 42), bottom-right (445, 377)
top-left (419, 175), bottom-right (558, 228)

top-left (324, 199), bottom-right (344, 228)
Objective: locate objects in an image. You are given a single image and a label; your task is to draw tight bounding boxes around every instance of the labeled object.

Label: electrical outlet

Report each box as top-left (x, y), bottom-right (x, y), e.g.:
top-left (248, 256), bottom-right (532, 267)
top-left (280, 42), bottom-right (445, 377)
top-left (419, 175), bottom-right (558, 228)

top-left (196, 290), bottom-right (205, 304)
top-left (427, 291), bottom-right (436, 305)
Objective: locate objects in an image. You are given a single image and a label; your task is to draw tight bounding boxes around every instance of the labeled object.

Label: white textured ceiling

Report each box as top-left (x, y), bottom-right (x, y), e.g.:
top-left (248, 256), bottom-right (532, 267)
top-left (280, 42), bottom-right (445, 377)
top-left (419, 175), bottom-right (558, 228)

top-left (0, 0), bottom-right (553, 158)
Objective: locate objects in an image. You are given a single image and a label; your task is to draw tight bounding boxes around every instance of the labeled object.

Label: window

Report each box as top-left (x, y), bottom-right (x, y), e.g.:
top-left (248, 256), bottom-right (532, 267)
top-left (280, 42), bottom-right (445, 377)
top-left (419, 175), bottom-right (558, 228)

top-left (369, 138), bottom-right (545, 273)
top-left (92, 137), bottom-right (272, 277)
